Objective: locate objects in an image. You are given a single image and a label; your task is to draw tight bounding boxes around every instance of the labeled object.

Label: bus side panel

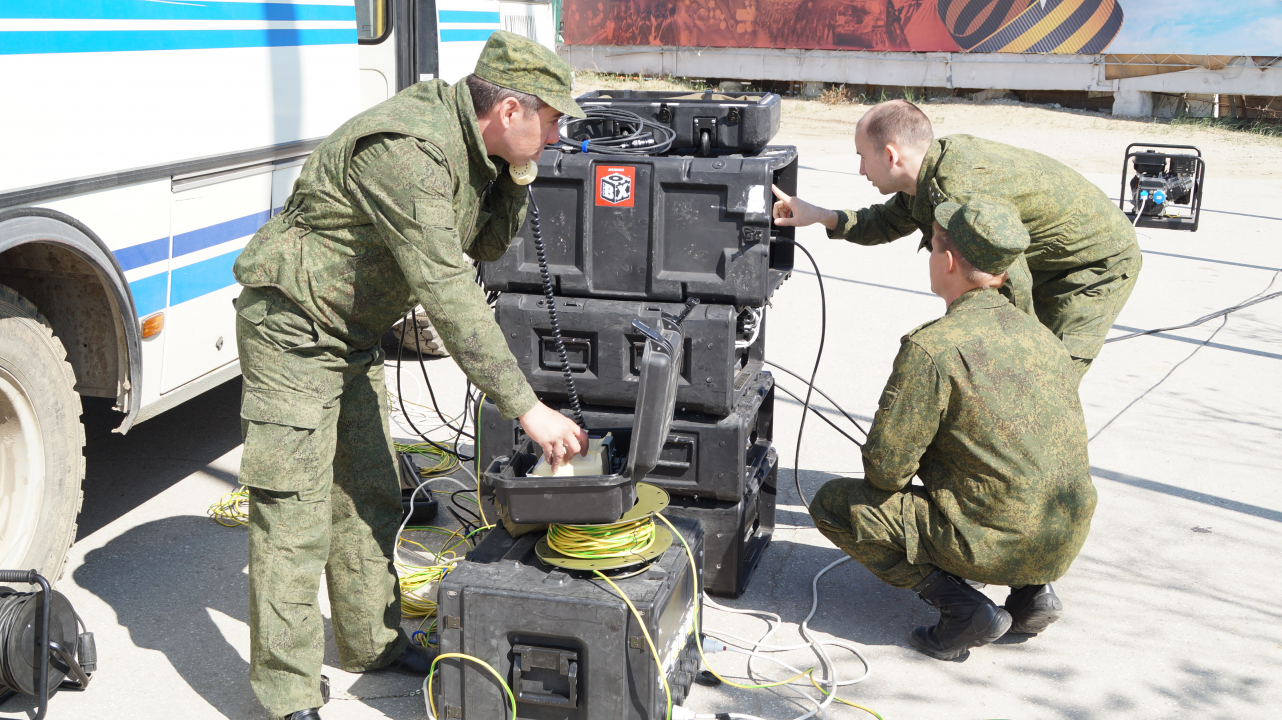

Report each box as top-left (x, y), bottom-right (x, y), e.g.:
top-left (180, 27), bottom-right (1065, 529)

top-left (162, 172), bottom-right (273, 394)
top-left (436, 0), bottom-right (501, 83)
top-left (37, 181), bottom-right (173, 407)
top-left (2, 31), bottom-right (359, 192)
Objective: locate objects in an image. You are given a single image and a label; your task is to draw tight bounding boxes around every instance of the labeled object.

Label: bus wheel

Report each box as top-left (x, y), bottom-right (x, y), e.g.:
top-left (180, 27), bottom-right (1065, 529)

top-left (0, 283), bottom-right (84, 582)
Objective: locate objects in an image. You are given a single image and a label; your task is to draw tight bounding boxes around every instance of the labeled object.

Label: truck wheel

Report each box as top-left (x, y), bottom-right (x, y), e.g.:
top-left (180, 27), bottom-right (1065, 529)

top-left (0, 284), bottom-right (84, 582)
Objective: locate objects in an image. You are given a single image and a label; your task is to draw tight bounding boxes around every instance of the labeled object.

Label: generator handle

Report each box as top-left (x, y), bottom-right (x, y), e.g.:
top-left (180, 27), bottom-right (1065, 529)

top-left (0, 569), bottom-right (50, 720)
top-left (1124, 142), bottom-right (1202, 157)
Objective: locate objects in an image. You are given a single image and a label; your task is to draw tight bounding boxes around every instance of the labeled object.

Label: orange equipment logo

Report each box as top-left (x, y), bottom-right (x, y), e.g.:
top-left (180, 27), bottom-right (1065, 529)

top-left (595, 165), bottom-right (636, 207)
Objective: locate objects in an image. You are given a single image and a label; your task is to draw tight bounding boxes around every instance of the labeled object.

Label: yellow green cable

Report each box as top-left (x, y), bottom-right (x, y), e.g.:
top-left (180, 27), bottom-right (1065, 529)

top-left (427, 653), bottom-right (517, 720)
top-left (547, 517), bottom-right (657, 558)
top-left (592, 569), bottom-right (673, 720)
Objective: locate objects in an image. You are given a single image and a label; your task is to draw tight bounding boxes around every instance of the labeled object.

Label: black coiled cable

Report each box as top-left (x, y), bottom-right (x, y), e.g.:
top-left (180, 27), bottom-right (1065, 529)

top-left (0, 590), bottom-right (28, 691)
top-left (527, 189), bottom-right (586, 427)
top-left (557, 106), bottom-right (677, 155)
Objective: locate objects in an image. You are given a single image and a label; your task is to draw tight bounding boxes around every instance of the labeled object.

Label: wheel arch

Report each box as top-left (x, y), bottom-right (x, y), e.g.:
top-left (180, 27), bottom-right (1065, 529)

top-left (0, 207), bottom-right (143, 433)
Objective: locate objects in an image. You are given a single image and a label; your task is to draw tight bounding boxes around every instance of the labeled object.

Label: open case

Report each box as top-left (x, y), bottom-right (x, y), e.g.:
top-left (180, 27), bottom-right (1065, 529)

top-left (486, 309), bottom-right (688, 525)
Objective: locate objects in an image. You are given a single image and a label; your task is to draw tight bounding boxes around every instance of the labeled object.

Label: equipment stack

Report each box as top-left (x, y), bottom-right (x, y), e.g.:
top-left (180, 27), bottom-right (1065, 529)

top-left (477, 90), bottom-right (796, 598)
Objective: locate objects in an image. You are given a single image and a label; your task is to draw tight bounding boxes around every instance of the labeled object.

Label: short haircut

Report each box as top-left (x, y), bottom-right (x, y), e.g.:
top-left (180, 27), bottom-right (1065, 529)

top-left (860, 99), bottom-right (933, 152)
top-left (466, 74), bottom-right (543, 116)
top-left (931, 222), bottom-right (1006, 287)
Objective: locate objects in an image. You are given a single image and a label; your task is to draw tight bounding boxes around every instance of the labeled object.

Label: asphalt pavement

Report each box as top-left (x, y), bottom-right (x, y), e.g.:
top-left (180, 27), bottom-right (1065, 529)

top-left (3, 123), bottom-right (1279, 720)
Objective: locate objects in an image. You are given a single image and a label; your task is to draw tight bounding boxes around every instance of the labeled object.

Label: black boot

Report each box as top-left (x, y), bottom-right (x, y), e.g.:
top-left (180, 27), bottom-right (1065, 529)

top-left (381, 642), bottom-right (439, 675)
top-left (1004, 583), bottom-right (1063, 634)
top-left (909, 569), bottom-right (1012, 660)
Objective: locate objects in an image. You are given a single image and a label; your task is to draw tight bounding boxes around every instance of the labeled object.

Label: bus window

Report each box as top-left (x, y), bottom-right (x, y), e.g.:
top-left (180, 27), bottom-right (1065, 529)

top-left (357, 0), bottom-right (391, 43)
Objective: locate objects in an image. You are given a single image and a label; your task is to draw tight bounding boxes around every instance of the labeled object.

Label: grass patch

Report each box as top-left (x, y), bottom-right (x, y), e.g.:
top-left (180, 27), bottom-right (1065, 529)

top-left (573, 71), bottom-right (709, 93)
top-left (1168, 115), bottom-right (1282, 139)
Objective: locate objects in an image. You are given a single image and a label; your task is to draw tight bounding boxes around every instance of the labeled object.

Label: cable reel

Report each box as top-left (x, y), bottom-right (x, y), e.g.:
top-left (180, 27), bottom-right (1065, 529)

top-left (0, 570), bottom-right (95, 719)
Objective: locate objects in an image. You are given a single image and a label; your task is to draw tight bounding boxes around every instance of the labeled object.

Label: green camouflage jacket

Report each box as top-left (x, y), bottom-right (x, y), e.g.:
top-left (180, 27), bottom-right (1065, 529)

top-left (234, 80), bottom-right (538, 419)
top-left (829, 133), bottom-right (1137, 273)
top-left (863, 287), bottom-right (1096, 586)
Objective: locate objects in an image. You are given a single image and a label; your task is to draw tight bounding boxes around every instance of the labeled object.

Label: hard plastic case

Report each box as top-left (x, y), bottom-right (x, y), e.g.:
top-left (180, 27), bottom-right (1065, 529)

top-left (433, 516), bottom-right (705, 720)
top-left (573, 90), bottom-right (783, 154)
top-left (663, 451), bottom-right (777, 598)
top-left (478, 146), bottom-right (798, 307)
top-left (486, 312), bottom-right (686, 525)
top-left (496, 294), bottom-right (765, 416)
top-left (478, 372), bottom-right (775, 502)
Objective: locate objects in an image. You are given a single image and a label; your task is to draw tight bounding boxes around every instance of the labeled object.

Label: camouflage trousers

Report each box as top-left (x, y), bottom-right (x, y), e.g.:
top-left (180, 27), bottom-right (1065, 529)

top-left (1005, 241), bottom-right (1142, 380)
top-left (809, 478), bottom-right (939, 590)
top-left (235, 286), bottom-right (407, 719)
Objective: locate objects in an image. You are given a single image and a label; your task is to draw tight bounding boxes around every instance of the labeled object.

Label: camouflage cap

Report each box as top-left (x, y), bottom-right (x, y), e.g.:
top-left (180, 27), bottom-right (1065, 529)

top-left (934, 197), bottom-right (1029, 275)
top-left (474, 30), bottom-right (586, 119)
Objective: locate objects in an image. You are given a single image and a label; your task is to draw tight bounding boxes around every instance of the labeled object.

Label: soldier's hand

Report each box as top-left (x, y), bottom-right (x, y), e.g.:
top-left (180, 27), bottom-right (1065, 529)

top-left (772, 185), bottom-right (839, 230)
top-left (518, 402), bottom-right (588, 471)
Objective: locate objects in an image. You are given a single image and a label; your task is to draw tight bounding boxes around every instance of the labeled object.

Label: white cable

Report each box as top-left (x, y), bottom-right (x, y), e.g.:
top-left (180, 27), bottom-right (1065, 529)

top-left (1132, 195), bottom-right (1147, 227)
top-left (395, 476), bottom-right (476, 564)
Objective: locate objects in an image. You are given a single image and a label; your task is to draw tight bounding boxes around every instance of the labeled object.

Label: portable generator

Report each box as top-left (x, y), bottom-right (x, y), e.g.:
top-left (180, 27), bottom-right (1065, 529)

top-left (1118, 143), bottom-right (1205, 231)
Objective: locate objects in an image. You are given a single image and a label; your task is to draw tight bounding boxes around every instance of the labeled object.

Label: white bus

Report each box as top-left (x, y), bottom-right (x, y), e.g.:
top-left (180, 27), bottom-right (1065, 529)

top-left (0, 0), bottom-right (555, 582)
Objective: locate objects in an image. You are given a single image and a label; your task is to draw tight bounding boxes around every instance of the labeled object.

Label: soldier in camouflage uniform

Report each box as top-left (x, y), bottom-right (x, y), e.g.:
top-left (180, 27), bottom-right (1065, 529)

top-left (808, 197), bottom-right (1096, 661)
top-left (773, 99), bottom-right (1140, 380)
top-left (231, 32), bottom-right (588, 720)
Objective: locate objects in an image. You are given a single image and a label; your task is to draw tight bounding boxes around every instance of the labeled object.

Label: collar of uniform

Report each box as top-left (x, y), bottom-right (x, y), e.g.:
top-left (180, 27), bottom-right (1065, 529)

top-left (909, 139), bottom-right (945, 225)
top-left (946, 286), bottom-right (1005, 315)
top-left (454, 81), bottom-right (499, 183)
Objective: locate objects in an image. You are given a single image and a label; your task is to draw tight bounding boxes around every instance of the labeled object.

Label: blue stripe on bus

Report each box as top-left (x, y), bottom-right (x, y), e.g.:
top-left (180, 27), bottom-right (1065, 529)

top-left (173, 210), bottom-right (271, 258)
top-left (115, 237), bottom-right (169, 271)
top-left (129, 272), bottom-right (169, 318)
top-left (438, 11), bottom-right (501, 24)
top-left (439, 29), bottom-right (496, 42)
top-left (170, 249), bottom-right (242, 306)
top-left (0, 28), bottom-right (356, 55)
top-left (3, 2), bottom-right (355, 22)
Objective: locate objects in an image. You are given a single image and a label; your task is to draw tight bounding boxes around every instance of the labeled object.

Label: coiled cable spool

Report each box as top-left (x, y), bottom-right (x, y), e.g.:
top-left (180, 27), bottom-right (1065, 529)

top-left (557, 106), bottom-right (677, 156)
top-left (546, 516), bottom-right (657, 559)
top-left (526, 189), bottom-right (586, 427)
top-left (0, 571), bottom-right (92, 715)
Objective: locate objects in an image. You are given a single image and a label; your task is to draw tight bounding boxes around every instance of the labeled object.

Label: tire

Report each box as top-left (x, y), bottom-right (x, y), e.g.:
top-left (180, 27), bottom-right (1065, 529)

top-left (0, 283), bottom-right (84, 583)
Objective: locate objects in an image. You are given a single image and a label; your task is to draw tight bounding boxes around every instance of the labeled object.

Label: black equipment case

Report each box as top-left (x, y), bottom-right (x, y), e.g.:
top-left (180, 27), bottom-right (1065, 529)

top-left (478, 146), bottom-right (798, 307)
top-left (479, 373), bottom-right (775, 503)
top-left (664, 452), bottom-right (778, 598)
top-left (574, 90), bottom-right (783, 155)
top-left (434, 516), bottom-right (705, 720)
top-left (485, 309), bottom-right (686, 525)
top-left (496, 294), bottom-right (765, 416)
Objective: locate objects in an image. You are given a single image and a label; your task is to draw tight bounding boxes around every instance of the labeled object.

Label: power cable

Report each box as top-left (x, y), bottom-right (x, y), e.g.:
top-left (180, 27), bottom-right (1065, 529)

top-left (790, 242), bottom-right (827, 509)
top-left (772, 382), bottom-right (863, 448)
top-left (558, 106), bottom-right (677, 155)
top-left (395, 313), bottom-right (470, 460)
top-left (764, 359), bottom-right (869, 438)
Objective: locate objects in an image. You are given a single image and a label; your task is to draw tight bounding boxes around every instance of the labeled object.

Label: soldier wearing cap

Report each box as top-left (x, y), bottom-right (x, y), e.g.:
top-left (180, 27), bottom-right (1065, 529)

top-left (809, 197), bottom-right (1096, 661)
top-left (231, 31), bottom-right (588, 720)
top-left (772, 99), bottom-right (1141, 381)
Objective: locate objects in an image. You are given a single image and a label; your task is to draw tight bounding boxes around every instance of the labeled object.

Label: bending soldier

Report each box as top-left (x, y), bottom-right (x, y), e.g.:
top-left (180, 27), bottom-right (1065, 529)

top-left (772, 99), bottom-right (1141, 380)
top-left (231, 32), bottom-right (587, 720)
top-left (809, 197), bottom-right (1096, 660)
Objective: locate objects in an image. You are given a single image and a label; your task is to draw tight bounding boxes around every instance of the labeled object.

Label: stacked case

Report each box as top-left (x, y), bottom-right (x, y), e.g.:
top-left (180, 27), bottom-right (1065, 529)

top-left (475, 94), bottom-right (796, 597)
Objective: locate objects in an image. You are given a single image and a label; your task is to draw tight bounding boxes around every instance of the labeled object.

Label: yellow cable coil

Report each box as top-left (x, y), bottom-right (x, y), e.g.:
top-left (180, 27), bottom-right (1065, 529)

top-left (208, 486), bottom-right (249, 527)
top-left (546, 517), bottom-right (656, 559)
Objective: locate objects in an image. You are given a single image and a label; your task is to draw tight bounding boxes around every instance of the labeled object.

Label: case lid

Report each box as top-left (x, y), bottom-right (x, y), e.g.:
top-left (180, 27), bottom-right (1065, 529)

top-left (625, 312), bottom-right (686, 484)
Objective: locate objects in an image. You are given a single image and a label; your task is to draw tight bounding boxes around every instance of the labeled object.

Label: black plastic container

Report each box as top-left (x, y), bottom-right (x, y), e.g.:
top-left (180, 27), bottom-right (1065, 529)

top-left (486, 311), bottom-right (685, 525)
top-left (478, 372), bottom-right (775, 503)
top-left (664, 452), bottom-right (777, 598)
top-left (574, 90), bottom-right (782, 154)
top-left (434, 516), bottom-right (705, 720)
top-left (496, 294), bottom-right (765, 416)
top-left (479, 146), bottom-right (798, 307)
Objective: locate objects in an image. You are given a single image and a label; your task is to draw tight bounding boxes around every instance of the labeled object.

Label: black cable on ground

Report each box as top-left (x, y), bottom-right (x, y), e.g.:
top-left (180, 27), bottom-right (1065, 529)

top-left (764, 359), bottom-right (869, 438)
top-left (773, 382), bottom-right (864, 448)
top-left (527, 189), bottom-right (586, 427)
top-left (791, 241), bottom-right (826, 509)
top-left (395, 314), bottom-right (466, 460)
top-left (412, 309), bottom-right (475, 443)
top-left (557, 106), bottom-right (677, 155)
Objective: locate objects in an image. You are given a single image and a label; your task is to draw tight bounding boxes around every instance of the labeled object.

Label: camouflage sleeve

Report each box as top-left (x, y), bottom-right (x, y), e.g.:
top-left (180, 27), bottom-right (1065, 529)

top-left (861, 340), bottom-right (947, 491)
top-left (827, 192), bottom-right (920, 246)
top-left (349, 137), bottom-right (539, 419)
top-left (468, 171), bottom-right (528, 262)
